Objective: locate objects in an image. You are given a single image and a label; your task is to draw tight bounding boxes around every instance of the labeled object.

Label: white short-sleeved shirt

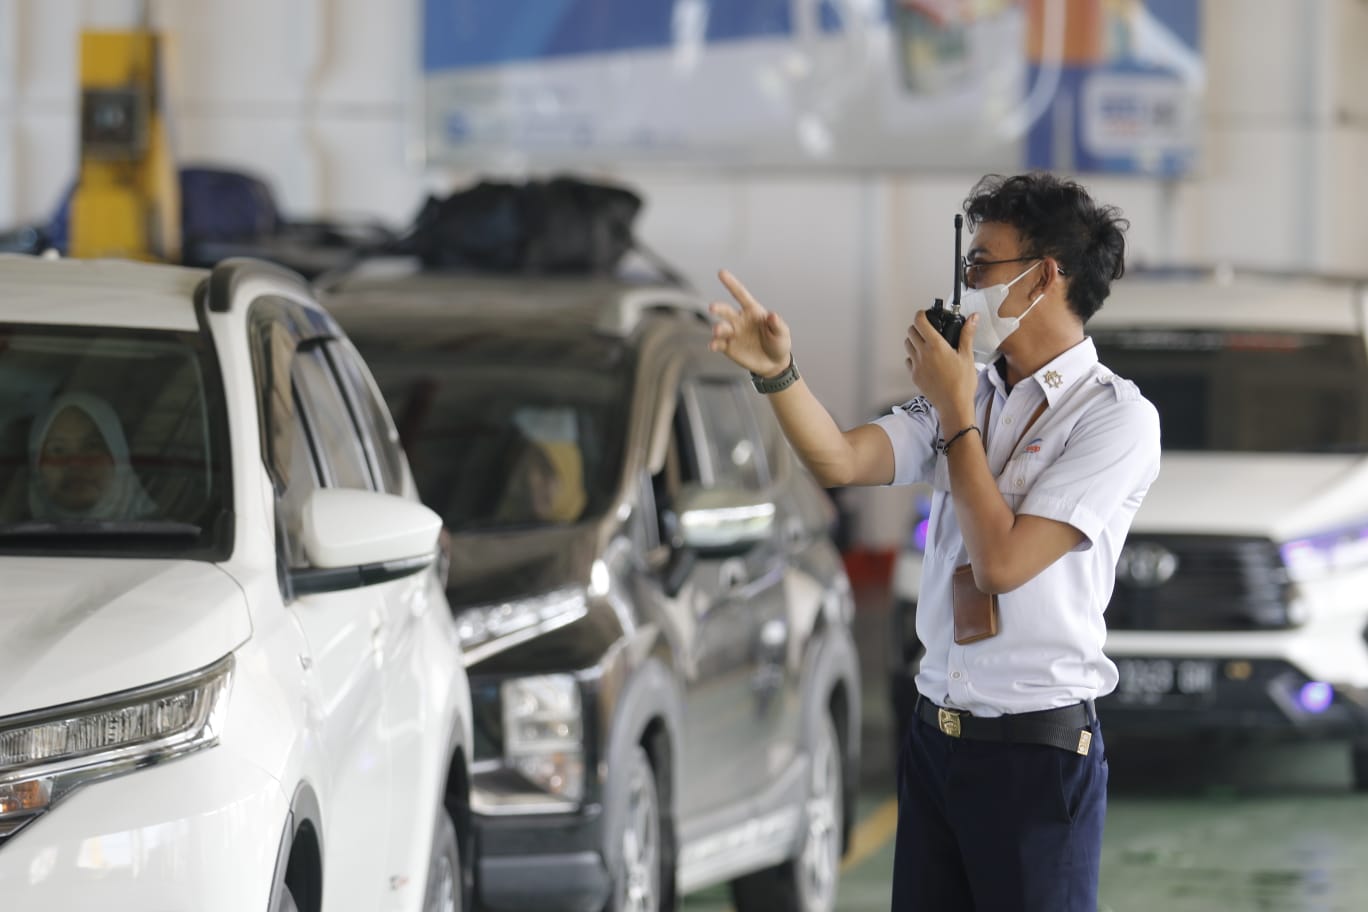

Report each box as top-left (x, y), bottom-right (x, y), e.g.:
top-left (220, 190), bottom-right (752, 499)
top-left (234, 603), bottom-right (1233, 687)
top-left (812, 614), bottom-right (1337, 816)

top-left (874, 337), bottom-right (1161, 717)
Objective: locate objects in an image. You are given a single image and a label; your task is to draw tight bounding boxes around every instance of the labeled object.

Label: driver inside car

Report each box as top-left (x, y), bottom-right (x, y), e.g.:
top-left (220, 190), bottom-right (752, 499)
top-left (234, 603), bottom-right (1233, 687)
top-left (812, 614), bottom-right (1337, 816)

top-left (28, 392), bottom-right (156, 521)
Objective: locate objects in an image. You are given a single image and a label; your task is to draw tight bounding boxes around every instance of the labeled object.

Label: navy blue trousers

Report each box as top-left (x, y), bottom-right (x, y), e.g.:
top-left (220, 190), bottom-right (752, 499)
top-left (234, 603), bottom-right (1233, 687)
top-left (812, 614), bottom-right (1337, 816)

top-left (891, 704), bottom-right (1108, 912)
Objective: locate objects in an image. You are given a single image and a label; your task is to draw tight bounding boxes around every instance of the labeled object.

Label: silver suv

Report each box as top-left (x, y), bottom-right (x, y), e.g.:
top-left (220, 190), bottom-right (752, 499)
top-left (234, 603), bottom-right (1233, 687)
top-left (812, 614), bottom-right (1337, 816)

top-left (322, 264), bottom-right (861, 912)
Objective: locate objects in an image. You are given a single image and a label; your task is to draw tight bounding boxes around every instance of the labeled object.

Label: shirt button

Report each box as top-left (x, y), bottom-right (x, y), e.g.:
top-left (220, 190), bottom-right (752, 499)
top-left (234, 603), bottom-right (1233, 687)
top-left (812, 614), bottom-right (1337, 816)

top-left (1015, 477), bottom-right (1025, 489)
top-left (952, 672), bottom-right (962, 680)
top-left (1002, 416), bottom-right (1013, 425)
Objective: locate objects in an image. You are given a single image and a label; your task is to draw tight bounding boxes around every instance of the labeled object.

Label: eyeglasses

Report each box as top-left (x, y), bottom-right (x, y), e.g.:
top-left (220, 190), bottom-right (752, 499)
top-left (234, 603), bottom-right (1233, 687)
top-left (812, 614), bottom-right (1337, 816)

top-left (960, 256), bottom-right (1040, 288)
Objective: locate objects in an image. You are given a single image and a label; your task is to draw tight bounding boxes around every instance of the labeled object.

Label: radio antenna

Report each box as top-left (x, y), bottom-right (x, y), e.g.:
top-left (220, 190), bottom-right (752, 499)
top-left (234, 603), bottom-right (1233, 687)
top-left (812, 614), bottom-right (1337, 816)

top-left (952, 214), bottom-right (963, 312)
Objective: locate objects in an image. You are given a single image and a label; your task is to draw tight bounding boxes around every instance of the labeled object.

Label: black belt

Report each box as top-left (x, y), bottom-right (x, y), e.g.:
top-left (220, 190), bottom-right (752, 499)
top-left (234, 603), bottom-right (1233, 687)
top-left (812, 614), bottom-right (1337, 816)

top-left (915, 695), bottom-right (1096, 756)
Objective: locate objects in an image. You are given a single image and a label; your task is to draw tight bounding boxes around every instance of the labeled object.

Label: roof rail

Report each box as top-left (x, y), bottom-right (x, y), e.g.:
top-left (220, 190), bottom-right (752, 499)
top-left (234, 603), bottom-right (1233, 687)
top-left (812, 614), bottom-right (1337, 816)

top-left (197, 257), bottom-right (313, 314)
top-left (600, 286), bottom-right (712, 335)
top-left (313, 254), bottom-right (423, 293)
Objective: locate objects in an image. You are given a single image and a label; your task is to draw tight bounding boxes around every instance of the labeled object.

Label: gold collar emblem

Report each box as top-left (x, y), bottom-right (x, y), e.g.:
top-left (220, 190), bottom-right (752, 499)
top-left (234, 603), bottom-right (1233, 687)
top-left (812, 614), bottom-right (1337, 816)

top-left (1043, 370), bottom-right (1063, 389)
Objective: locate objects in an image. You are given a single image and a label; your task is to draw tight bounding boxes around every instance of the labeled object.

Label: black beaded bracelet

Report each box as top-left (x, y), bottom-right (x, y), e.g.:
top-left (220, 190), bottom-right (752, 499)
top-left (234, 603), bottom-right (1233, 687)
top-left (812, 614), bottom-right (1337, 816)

top-left (939, 424), bottom-right (980, 455)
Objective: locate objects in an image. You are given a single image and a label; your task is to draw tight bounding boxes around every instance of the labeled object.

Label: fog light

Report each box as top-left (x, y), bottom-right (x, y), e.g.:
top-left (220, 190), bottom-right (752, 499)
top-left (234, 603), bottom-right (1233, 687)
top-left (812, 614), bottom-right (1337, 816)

top-left (0, 779), bottom-right (51, 816)
top-left (1298, 681), bottom-right (1334, 714)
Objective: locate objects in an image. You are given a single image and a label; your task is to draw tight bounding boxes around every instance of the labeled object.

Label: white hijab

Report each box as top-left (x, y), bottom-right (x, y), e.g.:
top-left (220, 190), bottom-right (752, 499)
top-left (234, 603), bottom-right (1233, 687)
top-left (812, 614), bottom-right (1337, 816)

top-left (27, 392), bottom-right (157, 522)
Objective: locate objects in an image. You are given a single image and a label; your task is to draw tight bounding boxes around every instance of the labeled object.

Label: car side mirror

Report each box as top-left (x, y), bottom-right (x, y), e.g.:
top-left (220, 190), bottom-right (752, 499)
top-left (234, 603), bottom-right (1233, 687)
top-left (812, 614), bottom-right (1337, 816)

top-left (290, 488), bottom-right (442, 595)
top-left (671, 483), bottom-right (776, 557)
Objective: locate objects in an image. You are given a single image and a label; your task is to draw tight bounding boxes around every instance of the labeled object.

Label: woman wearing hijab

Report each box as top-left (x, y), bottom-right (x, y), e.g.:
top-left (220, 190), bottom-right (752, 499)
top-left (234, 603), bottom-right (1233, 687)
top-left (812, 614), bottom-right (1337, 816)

top-left (27, 392), bottom-right (157, 521)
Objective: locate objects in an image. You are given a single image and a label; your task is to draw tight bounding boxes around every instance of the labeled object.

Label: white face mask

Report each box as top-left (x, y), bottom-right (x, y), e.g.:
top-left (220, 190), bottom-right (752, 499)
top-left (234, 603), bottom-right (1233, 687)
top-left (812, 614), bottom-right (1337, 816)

top-left (954, 260), bottom-right (1044, 359)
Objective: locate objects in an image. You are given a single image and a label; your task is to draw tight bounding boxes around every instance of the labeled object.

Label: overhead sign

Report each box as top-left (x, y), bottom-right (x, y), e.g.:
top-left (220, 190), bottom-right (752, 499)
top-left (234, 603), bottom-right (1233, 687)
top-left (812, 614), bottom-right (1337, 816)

top-left (421, 0), bottom-right (1202, 176)
top-left (1023, 0), bottom-right (1203, 175)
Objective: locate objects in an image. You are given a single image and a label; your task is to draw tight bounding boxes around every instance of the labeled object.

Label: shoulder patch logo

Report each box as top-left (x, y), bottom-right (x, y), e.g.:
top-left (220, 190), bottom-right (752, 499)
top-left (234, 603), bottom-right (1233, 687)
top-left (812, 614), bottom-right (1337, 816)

top-left (899, 396), bottom-right (932, 416)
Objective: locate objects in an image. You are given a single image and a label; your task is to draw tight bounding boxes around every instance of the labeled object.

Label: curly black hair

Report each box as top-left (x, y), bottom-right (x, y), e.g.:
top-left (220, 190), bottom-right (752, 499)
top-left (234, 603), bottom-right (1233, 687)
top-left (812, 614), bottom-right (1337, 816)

top-left (963, 172), bottom-right (1129, 322)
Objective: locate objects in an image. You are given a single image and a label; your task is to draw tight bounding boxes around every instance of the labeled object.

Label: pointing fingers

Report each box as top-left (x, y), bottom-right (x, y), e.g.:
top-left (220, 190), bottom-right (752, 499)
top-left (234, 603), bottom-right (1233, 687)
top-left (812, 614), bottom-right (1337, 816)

top-left (718, 269), bottom-right (765, 316)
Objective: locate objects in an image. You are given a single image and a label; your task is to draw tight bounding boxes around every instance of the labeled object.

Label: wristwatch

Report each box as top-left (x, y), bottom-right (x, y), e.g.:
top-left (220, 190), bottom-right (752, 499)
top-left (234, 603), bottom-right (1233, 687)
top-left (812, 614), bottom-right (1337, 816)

top-left (750, 356), bottom-right (799, 394)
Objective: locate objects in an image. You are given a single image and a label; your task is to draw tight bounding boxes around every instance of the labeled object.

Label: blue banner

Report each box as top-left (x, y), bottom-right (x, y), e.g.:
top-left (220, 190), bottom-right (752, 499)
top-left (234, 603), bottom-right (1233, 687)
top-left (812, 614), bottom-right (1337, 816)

top-left (421, 0), bottom-right (1203, 176)
top-left (424, 0), bottom-right (798, 71)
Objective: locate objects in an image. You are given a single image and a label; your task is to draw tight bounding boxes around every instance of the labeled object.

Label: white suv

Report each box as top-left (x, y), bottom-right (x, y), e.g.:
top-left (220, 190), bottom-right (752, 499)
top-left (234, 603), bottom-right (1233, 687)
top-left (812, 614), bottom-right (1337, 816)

top-left (0, 255), bottom-right (473, 910)
top-left (889, 268), bottom-right (1368, 788)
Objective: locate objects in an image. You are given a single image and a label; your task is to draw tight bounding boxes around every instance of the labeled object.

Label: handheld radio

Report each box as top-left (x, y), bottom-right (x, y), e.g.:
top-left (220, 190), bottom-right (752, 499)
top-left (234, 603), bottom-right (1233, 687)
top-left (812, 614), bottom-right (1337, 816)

top-left (925, 214), bottom-right (966, 349)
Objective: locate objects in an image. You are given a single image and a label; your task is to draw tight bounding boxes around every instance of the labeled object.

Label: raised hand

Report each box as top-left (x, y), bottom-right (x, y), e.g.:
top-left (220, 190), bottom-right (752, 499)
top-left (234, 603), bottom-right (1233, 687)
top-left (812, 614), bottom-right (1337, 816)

top-left (708, 270), bottom-right (792, 377)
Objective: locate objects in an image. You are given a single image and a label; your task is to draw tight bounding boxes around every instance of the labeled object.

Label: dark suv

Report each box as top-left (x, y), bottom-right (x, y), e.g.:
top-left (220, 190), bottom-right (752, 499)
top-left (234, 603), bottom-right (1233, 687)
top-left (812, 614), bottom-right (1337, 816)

top-left (321, 265), bottom-right (861, 912)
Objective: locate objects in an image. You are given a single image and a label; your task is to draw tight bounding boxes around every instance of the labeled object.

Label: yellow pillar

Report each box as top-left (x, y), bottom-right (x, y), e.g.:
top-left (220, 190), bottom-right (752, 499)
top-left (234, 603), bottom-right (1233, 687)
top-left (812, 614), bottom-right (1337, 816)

top-left (69, 30), bottom-right (179, 263)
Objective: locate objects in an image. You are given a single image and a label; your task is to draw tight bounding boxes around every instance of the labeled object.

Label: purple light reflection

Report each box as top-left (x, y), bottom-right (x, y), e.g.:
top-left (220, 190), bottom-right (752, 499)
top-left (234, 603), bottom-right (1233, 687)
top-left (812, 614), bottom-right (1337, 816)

top-left (1298, 681), bottom-right (1334, 714)
top-left (914, 519), bottom-right (929, 552)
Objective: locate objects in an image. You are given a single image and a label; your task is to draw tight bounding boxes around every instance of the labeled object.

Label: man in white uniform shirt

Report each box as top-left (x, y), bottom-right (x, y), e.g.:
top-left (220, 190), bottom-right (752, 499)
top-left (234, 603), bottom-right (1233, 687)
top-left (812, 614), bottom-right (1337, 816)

top-left (708, 173), bottom-right (1160, 911)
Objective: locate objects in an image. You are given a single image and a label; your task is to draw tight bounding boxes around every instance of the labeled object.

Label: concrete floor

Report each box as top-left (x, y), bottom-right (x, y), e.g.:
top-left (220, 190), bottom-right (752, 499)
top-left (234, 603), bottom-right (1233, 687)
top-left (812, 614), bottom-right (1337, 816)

top-left (682, 581), bottom-right (1368, 912)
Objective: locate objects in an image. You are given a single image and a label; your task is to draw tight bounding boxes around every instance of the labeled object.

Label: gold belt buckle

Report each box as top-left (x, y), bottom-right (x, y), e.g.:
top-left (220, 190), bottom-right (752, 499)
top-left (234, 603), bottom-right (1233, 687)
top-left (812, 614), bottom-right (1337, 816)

top-left (937, 708), bottom-right (962, 738)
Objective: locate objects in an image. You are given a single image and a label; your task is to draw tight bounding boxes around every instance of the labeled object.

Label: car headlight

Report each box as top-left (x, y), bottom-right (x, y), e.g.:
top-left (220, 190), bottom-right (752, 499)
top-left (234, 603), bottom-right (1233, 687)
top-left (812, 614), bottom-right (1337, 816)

top-left (1280, 524), bottom-right (1368, 582)
top-left (471, 673), bottom-right (585, 815)
top-left (503, 675), bottom-right (584, 803)
top-left (0, 655), bottom-right (233, 845)
top-left (455, 588), bottom-right (588, 665)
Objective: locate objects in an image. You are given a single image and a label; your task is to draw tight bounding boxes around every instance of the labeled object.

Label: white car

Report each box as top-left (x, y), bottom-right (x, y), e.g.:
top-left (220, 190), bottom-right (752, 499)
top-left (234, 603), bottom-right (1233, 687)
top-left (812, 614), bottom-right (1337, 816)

top-left (0, 255), bottom-right (473, 910)
top-left (889, 268), bottom-right (1368, 789)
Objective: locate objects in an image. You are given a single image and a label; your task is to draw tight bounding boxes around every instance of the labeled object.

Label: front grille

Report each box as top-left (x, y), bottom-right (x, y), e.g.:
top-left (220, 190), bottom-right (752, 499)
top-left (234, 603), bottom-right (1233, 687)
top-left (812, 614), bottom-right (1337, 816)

top-left (1106, 535), bottom-right (1292, 631)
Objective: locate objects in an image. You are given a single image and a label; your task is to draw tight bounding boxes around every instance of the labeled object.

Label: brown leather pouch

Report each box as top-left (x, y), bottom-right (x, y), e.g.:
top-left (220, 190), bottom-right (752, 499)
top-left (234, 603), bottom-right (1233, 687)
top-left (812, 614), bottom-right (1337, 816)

top-left (952, 563), bottom-right (999, 645)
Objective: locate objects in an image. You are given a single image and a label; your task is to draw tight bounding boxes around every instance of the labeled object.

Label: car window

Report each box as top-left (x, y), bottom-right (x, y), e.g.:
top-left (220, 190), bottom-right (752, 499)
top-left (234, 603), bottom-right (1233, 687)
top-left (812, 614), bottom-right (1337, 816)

top-left (749, 391), bottom-right (793, 481)
top-left (327, 339), bottom-right (405, 495)
top-left (278, 391), bottom-right (323, 568)
top-left (291, 345), bottom-right (374, 490)
top-left (1093, 328), bottom-right (1368, 453)
top-left (353, 335), bottom-right (633, 533)
top-left (688, 379), bottom-right (765, 490)
top-left (0, 323), bottom-right (232, 558)
top-left (650, 396), bottom-right (703, 548)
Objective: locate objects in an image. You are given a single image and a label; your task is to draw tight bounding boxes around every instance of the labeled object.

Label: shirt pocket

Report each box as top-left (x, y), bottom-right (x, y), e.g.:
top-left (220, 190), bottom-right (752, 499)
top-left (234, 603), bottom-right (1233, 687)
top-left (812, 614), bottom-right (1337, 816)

top-left (997, 450), bottom-right (1047, 510)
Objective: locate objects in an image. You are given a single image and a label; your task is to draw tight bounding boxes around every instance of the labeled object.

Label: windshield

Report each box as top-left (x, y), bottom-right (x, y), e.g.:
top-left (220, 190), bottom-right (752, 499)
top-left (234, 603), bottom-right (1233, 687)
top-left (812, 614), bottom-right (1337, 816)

top-left (1092, 327), bottom-right (1368, 454)
top-left (0, 324), bottom-right (232, 557)
top-left (355, 335), bottom-right (634, 533)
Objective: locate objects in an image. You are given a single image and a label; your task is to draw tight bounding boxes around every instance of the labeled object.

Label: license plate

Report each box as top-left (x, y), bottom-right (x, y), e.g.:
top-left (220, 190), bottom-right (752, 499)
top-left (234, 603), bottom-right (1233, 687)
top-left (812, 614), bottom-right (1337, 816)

top-left (1114, 658), bottom-right (1217, 706)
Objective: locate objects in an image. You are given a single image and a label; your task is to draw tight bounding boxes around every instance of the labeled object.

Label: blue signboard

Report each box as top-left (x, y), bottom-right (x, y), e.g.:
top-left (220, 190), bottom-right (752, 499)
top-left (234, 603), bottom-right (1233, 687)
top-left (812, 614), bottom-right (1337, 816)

top-left (1025, 0), bottom-right (1202, 176)
top-left (421, 0), bottom-right (1203, 176)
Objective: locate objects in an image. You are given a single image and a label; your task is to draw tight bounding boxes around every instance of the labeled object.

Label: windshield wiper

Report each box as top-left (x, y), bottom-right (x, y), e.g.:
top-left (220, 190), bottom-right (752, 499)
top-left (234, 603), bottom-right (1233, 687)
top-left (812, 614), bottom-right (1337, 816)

top-left (0, 519), bottom-right (203, 539)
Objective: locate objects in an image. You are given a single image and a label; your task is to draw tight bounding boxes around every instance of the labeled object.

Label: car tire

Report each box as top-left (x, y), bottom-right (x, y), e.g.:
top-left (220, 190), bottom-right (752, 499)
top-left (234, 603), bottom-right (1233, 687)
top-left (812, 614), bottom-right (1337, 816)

top-left (608, 744), bottom-right (665, 912)
top-left (423, 809), bottom-right (463, 912)
top-left (730, 712), bottom-right (843, 912)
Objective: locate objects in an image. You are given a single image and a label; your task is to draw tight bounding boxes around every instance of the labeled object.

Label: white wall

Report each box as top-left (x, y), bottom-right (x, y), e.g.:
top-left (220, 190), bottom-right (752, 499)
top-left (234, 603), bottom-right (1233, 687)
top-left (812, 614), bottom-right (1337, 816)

top-left (2, 0), bottom-right (1365, 545)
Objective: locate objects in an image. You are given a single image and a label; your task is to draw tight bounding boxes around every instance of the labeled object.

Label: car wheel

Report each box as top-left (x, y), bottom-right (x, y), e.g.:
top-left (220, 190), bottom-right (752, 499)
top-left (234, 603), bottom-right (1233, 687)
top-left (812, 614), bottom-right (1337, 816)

top-left (731, 712), bottom-right (843, 912)
top-left (609, 745), bottom-right (663, 912)
top-left (423, 810), bottom-right (462, 912)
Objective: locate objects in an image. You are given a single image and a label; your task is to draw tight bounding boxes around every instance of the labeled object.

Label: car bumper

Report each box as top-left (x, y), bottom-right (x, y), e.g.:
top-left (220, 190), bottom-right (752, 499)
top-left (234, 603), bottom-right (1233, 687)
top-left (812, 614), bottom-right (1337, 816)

top-left (475, 808), bottom-right (610, 912)
top-left (0, 745), bottom-right (288, 911)
top-left (1099, 655), bottom-right (1368, 740)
